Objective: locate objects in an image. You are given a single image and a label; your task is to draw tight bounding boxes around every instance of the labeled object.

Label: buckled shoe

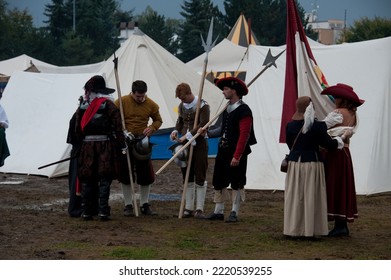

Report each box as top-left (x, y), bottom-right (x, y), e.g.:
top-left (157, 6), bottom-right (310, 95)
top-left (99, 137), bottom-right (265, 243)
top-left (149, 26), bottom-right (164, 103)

top-left (81, 213), bottom-right (93, 221)
top-left (182, 209), bottom-right (194, 218)
top-left (98, 212), bottom-right (111, 221)
top-left (194, 209), bottom-right (205, 219)
top-left (225, 211), bottom-right (238, 223)
top-left (140, 203), bottom-right (157, 216)
top-left (123, 204), bottom-right (134, 217)
top-left (205, 212), bottom-right (224, 221)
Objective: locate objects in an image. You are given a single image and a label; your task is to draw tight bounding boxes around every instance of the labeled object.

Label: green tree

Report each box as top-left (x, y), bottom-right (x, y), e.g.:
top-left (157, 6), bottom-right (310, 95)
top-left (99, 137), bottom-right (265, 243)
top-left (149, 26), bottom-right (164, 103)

top-left (0, 0), bottom-right (12, 59)
top-left (43, 0), bottom-right (72, 43)
top-left (341, 16), bottom-right (391, 43)
top-left (178, 0), bottom-right (227, 62)
top-left (114, 8), bottom-right (134, 24)
top-left (76, 0), bottom-right (120, 62)
top-left (137, 6), bottom-right (180, 55)
top-left (223, 0), bottom-right (312, 46)
top-left (61, 31), bottom-right (94, 65)
top-left (1, 8), bottom-right (36, 58)
top-left (28, 28), bottom-right (59, 64)
top-left (42, 0), bottom-right (122, 64)
top-left (0, 1), bottom-right (56, 62)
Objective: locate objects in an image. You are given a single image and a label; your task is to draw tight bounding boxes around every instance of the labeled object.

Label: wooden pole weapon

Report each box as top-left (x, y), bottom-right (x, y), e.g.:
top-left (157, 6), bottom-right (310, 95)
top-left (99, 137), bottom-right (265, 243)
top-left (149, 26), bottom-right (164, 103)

top-left (178, 19), bottom-right (218, 218)
top-left (113, 53), bottom-right (139, 217)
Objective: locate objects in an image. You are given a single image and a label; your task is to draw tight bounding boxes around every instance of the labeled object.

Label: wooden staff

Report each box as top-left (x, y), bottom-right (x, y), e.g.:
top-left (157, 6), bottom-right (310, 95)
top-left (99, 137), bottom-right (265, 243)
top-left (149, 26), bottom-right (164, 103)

top-left (178, 19), bottom-right (218, 219)
top-left (113, 53), bottom-right (139, 217)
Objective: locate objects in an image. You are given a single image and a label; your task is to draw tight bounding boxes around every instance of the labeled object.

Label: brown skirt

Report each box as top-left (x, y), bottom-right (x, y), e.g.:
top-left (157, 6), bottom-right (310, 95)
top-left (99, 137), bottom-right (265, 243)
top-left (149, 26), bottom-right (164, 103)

top-left (323, 147), bottom-right (358, 222)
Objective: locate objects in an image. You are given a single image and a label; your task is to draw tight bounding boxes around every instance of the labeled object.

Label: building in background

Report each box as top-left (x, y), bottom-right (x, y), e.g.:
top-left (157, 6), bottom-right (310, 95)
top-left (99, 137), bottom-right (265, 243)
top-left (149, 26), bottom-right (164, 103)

top-left (118, 22), bottom-right (138, 45)
top-left (305, 7), bottom-right (346, 45)
top-left (307, 19), bottom-right (345, 45)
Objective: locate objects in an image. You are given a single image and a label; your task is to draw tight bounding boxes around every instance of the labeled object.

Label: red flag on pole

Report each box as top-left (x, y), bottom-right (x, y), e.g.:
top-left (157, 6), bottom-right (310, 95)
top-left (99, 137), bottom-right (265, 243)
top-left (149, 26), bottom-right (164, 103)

top-left (279, 0), bottom-right (333, 143)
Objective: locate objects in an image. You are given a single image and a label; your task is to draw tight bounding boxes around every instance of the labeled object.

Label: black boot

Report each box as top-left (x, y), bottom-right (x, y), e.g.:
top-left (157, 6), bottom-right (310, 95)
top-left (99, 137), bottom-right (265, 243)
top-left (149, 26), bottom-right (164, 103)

top-left (140, 203), bottom-right (157, 216)
top-left (98, 179), bottom-right (112, 221)
top-left (328, 220), bottom-right (349, 237)
top-left (98, 206), bottom-right (111, 221)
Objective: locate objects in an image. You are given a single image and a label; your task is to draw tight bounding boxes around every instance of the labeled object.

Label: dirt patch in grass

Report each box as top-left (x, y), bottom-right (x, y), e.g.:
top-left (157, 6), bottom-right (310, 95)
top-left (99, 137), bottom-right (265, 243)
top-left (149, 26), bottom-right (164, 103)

top-left (0, 159), bottom-right (390, 260)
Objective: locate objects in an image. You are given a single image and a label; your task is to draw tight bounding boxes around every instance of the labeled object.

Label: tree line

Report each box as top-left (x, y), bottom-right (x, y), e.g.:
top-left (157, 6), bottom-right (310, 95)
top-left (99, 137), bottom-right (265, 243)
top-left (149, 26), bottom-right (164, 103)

top-left (0, 0), bottom-right (390, 66)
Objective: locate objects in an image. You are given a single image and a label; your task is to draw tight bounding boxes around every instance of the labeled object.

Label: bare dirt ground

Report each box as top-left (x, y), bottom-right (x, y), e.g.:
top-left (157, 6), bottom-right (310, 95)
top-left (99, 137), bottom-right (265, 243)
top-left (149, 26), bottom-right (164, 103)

top-left (0, 159), bottom-right (390, 260)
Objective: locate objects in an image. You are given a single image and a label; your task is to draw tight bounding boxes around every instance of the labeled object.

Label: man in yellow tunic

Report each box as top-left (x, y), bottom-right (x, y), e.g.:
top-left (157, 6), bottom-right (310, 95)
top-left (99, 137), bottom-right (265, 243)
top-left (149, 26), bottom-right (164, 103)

top-left (115, 80), bottom-right (162, 216)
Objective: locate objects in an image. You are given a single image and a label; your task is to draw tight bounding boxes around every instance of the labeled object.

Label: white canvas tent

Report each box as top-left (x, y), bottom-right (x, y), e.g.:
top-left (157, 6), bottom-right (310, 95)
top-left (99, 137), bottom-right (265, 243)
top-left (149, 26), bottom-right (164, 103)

top-left (0, 53), bottom-right (105, 76)
top-left (187, 38), bottom-right (250, 81)
top-left (0, 30), bottom-right (224, 177)
top-left (0, 71), bottom-right (97, 177)
top-left (242, 36), bottom-right (391, 195)
top-left (0, 54), bottom-right (56, 76)
top-left (187, 37), bottom-right (322, 83)
top-left (100, 30), bottom-right (225, 128)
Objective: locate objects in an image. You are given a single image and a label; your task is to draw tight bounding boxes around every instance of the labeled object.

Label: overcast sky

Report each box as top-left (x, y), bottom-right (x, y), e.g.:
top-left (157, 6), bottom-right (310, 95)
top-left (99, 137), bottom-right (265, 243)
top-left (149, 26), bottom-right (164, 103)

top-left (7, 0), bottom-right (391, 28)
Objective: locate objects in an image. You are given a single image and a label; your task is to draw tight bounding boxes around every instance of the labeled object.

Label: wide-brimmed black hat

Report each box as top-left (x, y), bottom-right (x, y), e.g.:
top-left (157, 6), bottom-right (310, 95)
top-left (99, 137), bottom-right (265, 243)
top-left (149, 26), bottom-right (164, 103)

top-left (215, 77), bottom-right (248, 96)
top-left (321, 83), bottom-right (364, 107)
top-left (84, 75), bottom-right (115, 94)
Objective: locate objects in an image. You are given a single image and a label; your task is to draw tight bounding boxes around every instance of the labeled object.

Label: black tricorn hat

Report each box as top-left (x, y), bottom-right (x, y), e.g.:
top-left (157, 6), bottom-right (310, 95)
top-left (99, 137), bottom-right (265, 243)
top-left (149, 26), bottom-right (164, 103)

top-left (84, 75), bottom-right (115, 94)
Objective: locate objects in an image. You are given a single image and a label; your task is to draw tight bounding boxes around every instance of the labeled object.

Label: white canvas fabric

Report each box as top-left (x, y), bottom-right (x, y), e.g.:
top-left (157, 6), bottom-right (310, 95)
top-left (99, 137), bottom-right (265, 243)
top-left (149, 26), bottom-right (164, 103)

top-left (0, 71), bottom-right (96, 177)
top-left (187, 36), bottom-right (391, 195)
top-left (100, 30), bottom-right (225, 128)
top-left (243, 36), bottom-right (391, 195)
top-left (0, 30), bottom-right (224, 178)
top-left (0, 54), bottom-right (56, 76)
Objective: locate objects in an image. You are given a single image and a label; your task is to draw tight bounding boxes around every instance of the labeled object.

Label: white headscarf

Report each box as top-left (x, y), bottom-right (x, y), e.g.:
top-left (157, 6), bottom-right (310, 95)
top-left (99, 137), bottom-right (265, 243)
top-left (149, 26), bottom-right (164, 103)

top-left (302, 101), bottom-right (315, 134)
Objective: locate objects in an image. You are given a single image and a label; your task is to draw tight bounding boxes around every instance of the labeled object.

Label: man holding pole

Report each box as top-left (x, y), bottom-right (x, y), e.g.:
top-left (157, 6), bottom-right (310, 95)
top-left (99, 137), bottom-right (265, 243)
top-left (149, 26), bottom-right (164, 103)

top-left (170, 83), bottom-right (210, 218)
top-left (115, 80), bottom-right (162, 216)
top-left (201, 77), bottom-right (257, 223)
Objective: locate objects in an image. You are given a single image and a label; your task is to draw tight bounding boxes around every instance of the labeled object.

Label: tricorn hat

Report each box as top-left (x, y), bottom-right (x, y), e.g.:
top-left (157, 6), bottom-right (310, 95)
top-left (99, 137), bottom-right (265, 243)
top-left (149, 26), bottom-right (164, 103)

top-left (321, 83), bottom-right (364, 107)
top-left (215, 77), bottom-right (248, 96)
top-left (84, 75), bottom-right (115, 94)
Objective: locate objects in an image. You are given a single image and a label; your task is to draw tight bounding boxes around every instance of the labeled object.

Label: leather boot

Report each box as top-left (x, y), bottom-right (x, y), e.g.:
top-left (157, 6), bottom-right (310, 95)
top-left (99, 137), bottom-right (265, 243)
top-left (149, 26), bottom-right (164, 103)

top-left (328, 220), bottom-right (349, 237)
top-left (140, 203), bottom-right (157, 216)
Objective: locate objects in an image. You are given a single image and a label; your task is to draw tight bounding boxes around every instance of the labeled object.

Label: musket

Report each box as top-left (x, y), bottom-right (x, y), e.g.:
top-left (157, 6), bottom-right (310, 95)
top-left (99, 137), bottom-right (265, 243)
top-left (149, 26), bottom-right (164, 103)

top-left (38, 155), bottom-right (77, 170)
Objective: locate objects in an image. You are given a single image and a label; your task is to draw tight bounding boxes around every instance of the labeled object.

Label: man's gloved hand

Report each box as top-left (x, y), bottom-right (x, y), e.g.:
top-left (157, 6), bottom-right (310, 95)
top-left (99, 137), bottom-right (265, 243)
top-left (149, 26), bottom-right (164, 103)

top-left (323, 111), bottom-right (343, 128)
